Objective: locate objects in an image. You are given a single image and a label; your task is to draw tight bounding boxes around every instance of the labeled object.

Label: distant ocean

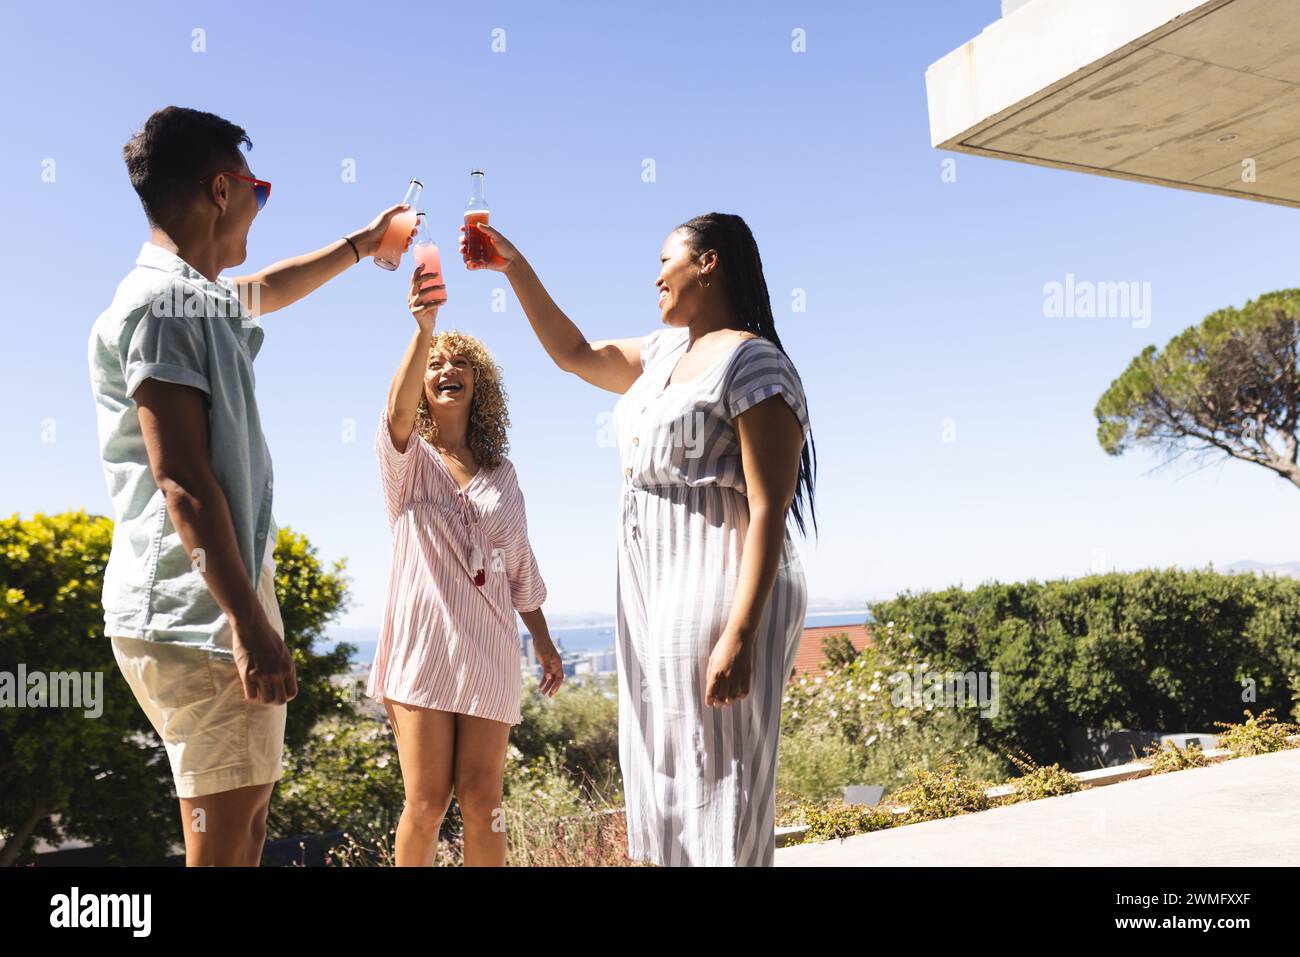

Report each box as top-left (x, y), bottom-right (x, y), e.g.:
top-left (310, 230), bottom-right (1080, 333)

top-left (325, 609), bottom-right (872, 666)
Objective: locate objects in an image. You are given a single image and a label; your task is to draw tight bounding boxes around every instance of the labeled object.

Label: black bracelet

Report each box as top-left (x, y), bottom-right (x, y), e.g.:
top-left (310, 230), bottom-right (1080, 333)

top-left (343, 236), bottom-right (361, 263)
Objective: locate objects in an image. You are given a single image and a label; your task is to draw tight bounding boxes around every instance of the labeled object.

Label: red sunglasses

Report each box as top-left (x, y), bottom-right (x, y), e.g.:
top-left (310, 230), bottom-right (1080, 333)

top-left (200, 170), bottom-right (271, 210)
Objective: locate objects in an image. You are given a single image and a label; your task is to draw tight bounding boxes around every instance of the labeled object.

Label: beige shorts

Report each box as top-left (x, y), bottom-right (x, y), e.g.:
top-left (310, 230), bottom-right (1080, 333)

top-left (110, 557), bottom-right (287, 799)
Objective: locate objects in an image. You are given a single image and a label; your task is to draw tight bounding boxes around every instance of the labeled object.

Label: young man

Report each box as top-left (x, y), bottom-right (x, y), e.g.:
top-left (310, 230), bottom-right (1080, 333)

top-left (88, 105), bottom-right (414, 866)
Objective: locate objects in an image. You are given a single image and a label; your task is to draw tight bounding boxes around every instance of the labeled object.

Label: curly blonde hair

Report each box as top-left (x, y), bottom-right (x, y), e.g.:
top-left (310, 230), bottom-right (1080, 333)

top-left (413, 330), bottom-right (510, 469)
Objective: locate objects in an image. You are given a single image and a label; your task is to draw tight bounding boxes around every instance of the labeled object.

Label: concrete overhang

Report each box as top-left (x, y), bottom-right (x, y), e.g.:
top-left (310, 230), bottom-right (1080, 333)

top-left (926, 0), bottom-right (1300, 208)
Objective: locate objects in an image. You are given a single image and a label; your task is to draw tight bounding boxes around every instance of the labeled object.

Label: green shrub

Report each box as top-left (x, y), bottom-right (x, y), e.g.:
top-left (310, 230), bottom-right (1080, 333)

top-left (0, 512), bottom-right (356, 864)
top-left (1212, 708), bottom-right (1300, 757)
top-left (869, 568), bottom-right (1300, 768)
top-left (776, 724), bottom-right (867, 802)
top-left (1142, 740), bottom-right (1211, 774)
top-left (269, 714), bottom-right (405, 840)
top-left (0, 510), bottom-right (173, 865)
top-left (781, 628), bottom-right (1005, 803)
top-left (858, 705), bottom-right (1007, 793)
top-left (1002, 750), bottom-right (1083, 801)
top-left (782, 799), bottom-right (895, 844)
top-left (891, 759), bottom-right (992, 824)
top-left (513, 675), bottom-right (620, 800)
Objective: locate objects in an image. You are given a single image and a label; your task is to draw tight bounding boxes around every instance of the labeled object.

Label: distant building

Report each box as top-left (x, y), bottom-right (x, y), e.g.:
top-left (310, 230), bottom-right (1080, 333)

top-left (790, 624), bottom-right (872, 678)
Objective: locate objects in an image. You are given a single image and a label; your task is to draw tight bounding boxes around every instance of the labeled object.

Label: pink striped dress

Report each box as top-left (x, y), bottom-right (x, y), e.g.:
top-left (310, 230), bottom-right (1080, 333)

top-left (365, 409), bottom-right (547, 725)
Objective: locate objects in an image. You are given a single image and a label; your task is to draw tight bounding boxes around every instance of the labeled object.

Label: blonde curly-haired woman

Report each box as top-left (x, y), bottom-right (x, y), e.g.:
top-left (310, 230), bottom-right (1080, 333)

top-left (366, 264), bottom-right (564, 866)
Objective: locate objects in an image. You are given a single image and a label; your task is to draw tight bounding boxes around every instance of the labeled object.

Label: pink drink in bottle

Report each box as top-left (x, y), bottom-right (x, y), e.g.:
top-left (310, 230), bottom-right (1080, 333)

top-left (412, 213), bottom-right (447, 304)
top-left (374, 179), bottom-right (422, 270)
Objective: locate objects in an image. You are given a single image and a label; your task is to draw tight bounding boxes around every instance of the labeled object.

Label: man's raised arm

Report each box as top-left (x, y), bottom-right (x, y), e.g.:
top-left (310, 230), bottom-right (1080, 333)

top-left (230, 203), bottom-right (416, 317)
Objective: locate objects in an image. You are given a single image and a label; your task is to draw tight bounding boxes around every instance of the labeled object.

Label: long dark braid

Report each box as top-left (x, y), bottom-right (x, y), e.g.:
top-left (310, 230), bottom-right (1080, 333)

top-left (678, 212), bottom-right (818, 538)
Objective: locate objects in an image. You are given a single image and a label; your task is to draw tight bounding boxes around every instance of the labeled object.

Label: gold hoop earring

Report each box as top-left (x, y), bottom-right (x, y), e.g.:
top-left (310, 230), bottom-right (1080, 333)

top-left (697, 271), bottom-right (711, 288)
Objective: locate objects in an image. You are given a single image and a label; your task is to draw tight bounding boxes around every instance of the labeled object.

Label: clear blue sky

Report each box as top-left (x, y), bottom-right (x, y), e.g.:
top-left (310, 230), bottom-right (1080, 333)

top-left (2, 0), bottom-right (1297, 630)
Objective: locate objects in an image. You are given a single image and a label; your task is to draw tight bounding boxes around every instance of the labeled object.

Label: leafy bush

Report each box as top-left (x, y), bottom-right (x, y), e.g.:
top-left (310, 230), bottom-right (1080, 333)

top-left (271, 527), bottom-right (355, 749)
top-left (776, 724), bottom-right (868, 803)
top-left (0, 512), bottom-right (353, 864)
top-left (782, 799), bottom-right (895, 844)
top-left (780, 625), bottom-right (1005, 803)
top-left (1002, 751), bottom-right (1082, 801)
top-left (869, 568), bottom-right (1300, 768)
top-left (1142, 741), bottom-right (1210, 774)
top-left (1212, 708), bottom-right (1300, 757)
top-left (890, 760), bottom-right (993, 824)
top-left (269, 715), bottom-right (405, 840)
top-left (512, 675), bottom-right (620, 800)
top-left (0, 510), bottom-right (173, 865)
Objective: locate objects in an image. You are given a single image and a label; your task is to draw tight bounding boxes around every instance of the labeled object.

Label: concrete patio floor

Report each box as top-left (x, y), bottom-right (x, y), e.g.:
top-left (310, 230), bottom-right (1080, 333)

top-left (776, 747), bottom-right (1300, 866)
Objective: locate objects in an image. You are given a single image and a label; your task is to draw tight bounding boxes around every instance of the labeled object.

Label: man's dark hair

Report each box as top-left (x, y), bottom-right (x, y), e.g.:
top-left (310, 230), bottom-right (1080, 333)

top-left (123, 106), bottom-right (252, 227)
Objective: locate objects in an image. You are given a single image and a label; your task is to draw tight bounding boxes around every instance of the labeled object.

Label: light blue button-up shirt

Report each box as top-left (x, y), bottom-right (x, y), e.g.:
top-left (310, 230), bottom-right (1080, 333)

top-left (87, 242), bottom-right (276, 657)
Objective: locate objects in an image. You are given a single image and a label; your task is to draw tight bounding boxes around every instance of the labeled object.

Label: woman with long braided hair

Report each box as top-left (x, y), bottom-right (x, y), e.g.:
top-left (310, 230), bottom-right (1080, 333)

top-left (462, 211), bottom-right (815, 866)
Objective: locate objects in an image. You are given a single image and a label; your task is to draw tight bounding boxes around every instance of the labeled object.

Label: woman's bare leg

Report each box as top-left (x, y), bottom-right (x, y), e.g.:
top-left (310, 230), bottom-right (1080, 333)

top-left (386, 699), bottom-right (457, 866)
top-left (452, 713), bottom-right (512, 867)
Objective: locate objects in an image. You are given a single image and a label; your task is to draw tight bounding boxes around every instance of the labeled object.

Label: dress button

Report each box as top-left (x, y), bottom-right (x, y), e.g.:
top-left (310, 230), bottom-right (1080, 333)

top-left (632, 436), bottom-right (639, 445)
top-left (624, 467), bottom-right (632, 478)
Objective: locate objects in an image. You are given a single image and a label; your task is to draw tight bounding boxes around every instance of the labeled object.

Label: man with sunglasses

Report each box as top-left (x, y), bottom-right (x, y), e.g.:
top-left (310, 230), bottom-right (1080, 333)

top-left (87, 105), bottom-right (414, 865)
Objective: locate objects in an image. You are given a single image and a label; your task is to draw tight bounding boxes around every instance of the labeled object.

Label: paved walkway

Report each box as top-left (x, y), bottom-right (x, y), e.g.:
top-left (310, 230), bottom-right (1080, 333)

top-left (776, 748), bottom-right (1300, 866)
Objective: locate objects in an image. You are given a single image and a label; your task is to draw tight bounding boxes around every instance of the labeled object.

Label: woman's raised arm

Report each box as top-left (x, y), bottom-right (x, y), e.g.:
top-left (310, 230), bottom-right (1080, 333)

top-left (386, 264), bottom-right (444, 449)
top-left (460, 221), bottom-right (643, 394)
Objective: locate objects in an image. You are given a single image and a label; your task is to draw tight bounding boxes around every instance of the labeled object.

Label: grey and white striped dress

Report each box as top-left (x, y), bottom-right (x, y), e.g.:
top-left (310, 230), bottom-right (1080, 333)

top-left (611, 325), bottom-right (811, 867)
